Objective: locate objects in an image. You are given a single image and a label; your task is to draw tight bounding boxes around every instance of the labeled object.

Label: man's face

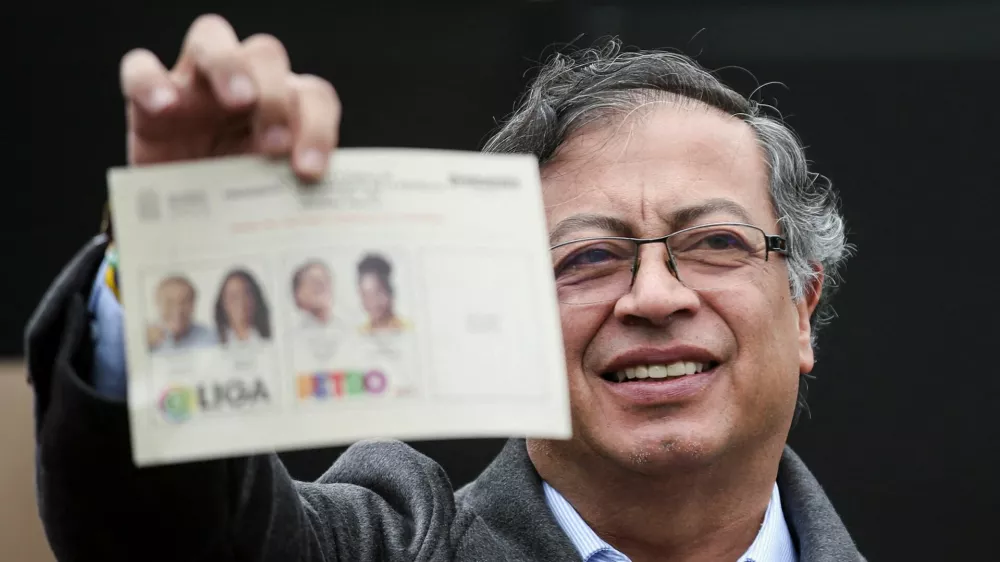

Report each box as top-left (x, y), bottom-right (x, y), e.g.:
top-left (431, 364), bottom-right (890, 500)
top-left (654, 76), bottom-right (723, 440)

top-left (540, 103), bottom-right (819, 471)
top-left (295, 265), bottom-right (333, 320)
top-left (156, 280), bottom-right (196, 337)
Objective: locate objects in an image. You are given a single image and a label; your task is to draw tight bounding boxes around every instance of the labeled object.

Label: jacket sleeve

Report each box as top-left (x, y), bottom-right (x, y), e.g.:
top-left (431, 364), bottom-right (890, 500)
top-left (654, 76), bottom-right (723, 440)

top-left (25, 235), bottom-right (458, 562)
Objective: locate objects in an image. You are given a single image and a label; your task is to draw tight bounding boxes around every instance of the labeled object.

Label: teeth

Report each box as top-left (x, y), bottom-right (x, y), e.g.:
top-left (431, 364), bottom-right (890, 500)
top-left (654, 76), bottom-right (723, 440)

top-left (615, 361), bottom-right (710, 381)
top-left (665, 363), bottom-right (686, 377)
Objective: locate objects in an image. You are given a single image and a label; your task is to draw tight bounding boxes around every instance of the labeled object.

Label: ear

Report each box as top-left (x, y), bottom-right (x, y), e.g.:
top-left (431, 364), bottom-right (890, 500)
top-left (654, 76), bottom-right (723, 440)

top-left (796, 265), bottom-right (824, 375)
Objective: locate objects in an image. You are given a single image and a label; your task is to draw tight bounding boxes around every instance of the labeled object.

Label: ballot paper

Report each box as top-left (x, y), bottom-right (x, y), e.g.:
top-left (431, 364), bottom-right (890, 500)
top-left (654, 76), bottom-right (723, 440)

top-left (108, 149), bottom-right (570, 466)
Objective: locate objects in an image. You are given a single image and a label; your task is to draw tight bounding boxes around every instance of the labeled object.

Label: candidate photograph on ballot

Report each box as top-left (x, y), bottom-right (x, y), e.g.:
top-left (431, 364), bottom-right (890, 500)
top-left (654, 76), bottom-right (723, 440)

top-left (214, 267), bottom-right (273, 347)
top-left (145, 274), bottom-right (216, 353)
top-left (290, 258), bottom-right (345, 331)
top-left (356, 252), bottom-right (411, 336)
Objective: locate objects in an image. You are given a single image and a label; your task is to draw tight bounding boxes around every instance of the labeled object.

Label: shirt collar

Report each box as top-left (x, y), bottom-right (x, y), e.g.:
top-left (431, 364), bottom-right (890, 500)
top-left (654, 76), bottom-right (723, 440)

top-left (542, 480), bottom-right (798, 562)
top-left (741, 482), bottom-right (798, 562)
top-left (542, 481), bottom-right (619, 560)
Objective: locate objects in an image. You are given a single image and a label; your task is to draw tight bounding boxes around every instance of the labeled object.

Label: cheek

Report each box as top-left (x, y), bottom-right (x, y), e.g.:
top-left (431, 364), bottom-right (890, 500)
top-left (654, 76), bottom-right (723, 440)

top-left (710, 279), bottom-right (801, 395)
top-left (724, 268), bottom-right (796, 339)
top-left (560, 304), bottom-right (612, 372)
top-left (757, 277), bottom-right (801, 350)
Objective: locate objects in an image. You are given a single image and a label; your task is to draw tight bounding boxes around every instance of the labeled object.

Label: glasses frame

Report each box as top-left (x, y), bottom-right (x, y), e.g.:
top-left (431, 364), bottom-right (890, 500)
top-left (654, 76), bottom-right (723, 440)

top-left (549, 222), bottom-right (789, 294)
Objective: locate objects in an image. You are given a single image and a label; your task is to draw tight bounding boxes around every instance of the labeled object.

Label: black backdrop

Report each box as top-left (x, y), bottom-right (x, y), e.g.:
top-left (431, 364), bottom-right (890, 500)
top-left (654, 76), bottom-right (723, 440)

top-left (13, 1), bottom-right (1000, 559)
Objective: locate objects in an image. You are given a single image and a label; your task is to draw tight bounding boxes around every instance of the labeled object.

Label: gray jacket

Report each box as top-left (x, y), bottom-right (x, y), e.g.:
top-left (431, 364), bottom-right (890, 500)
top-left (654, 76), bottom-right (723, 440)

top-left (28, 235), bottom-right (866, 561)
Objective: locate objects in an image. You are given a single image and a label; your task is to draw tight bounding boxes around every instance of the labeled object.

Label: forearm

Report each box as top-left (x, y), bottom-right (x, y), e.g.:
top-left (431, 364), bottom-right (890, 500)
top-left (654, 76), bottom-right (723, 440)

top-left (36, 345), bottom-right (247, 560)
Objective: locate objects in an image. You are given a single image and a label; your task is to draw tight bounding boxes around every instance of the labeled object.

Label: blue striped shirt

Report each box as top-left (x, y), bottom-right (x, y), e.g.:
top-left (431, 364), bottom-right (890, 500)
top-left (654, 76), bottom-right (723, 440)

top-left (543, 480), bottom-right (797, 562)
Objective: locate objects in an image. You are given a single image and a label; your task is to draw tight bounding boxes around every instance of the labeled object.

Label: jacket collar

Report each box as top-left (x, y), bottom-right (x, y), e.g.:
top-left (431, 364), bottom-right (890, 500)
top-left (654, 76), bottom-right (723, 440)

top-left (777, 447), bottom-right (866, 561)
top-left (457, 439), bottom-right (581, 560)
top-left (459, 439), bottom-right (864, 562)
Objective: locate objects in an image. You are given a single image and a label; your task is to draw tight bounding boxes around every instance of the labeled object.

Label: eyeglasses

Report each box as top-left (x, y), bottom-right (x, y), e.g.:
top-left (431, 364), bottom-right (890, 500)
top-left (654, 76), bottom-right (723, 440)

top-left (550, 222), bottom-right (788, 305)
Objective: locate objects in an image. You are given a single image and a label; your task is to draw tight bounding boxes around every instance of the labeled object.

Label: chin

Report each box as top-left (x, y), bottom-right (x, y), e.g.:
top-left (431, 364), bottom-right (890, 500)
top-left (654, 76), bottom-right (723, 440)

top-left (591, 419), bottom-right (733, 473)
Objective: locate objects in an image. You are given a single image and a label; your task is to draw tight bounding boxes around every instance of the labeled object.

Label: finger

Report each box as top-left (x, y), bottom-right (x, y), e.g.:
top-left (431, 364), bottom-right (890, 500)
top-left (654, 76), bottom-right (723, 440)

top-left (175, 14), bottom-right (256, 108)
top-left (241, 34), bottom-right (293, 155)
top-left (120, 48), bottom-right (177, 115)
top-left (288, 74), bottom-right (341, 180)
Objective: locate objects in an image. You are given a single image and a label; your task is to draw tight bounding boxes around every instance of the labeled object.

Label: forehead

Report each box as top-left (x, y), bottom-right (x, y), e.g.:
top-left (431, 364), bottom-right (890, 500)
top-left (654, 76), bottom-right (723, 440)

top-left (224, 276), bottom-right (248, 291)
top-left (158, 279), bottom-right (193, 298)
top-left (541, 102), bottom-right (775, 237)
top-left (303, 265), bottom-right (330, 280)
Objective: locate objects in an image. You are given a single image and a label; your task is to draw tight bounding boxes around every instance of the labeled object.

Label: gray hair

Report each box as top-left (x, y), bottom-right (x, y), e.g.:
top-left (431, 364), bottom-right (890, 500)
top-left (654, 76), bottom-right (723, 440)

top-left (484, 40), bottom-right (852, 418)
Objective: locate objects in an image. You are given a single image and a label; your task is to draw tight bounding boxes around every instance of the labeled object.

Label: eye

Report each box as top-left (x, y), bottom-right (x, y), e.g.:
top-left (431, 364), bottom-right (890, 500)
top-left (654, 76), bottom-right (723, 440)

top-left (673, 228), bottom-right (755, 254)
top-left (700, 232), bottom-right (749, 251)
top-left (553, 240), bottom-right (634, 277)
top-left (565, 247), bottom-right (619, 266)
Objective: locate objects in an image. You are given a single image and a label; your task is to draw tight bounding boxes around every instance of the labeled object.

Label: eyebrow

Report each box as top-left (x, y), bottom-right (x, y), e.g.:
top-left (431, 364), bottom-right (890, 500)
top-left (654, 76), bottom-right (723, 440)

top-left (548, 198), bottom-right (756, 246)
top-left (548, 214), bottom-right (633, 246)
top-left (669, 198), bottom-right (755, 228)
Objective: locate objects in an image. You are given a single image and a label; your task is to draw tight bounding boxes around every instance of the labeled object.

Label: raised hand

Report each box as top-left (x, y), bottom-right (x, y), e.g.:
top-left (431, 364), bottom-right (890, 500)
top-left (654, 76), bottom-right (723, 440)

top-left (119, 14), bottom-right (340, 181)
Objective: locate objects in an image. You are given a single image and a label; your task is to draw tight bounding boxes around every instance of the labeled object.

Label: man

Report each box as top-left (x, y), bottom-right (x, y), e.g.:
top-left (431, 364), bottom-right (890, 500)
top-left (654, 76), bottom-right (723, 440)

top-left (291, 259), bottom-right (336, 329)
top-left (26, 14), bottom-right (863, 562)
top-left (288, 259), bottom-right (350, 359)
top-left (146, 275), bottom-right (216, 351)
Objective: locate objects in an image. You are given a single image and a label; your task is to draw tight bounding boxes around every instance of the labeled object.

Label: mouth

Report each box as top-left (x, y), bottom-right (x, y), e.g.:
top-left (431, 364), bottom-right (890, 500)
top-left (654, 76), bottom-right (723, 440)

top-left (600, 360), bottom-right (720, 383)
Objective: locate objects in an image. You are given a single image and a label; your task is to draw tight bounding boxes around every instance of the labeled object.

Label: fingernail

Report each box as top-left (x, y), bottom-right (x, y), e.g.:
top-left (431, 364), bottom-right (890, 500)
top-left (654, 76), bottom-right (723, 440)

top-left (297, 149), bottom-right (326, 175)
top-left (146, 86), bottom-right (176, 112)
top-left (228, 74), bottom-right (255, 102)
top-left (262, 126), bottom-right (291, 151)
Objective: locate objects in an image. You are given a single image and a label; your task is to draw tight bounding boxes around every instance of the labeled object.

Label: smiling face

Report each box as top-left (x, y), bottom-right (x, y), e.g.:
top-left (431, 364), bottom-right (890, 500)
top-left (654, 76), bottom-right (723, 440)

top-left (156, 279), bottom-right (196, 337)
top-left (539, 102), bottom-right (820, 473)
top-left (295, 264), bottom-right (333, 321)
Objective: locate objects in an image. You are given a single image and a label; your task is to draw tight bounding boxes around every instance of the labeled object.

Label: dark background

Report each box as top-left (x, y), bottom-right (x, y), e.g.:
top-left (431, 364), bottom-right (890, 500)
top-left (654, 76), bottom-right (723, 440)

top-left (14, 1), bottom-right (1000, 559)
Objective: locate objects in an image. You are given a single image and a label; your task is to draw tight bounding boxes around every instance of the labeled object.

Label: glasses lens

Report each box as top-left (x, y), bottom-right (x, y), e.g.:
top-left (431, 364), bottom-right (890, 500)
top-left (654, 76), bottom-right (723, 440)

top-left (667, 224), bottom-right (768, 291)
top-left (551, 238), bottom-right (636, 304)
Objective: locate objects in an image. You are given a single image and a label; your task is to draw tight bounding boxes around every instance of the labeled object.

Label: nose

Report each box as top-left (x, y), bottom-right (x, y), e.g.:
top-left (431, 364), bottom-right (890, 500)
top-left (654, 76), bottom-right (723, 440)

top-left (613, 243), bottom-right (701, 326)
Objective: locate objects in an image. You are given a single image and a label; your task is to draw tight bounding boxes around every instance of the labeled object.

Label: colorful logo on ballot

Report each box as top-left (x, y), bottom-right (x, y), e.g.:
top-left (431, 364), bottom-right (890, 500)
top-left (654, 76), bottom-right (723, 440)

top-left (159, 378), bottom-right (271, 423)
top-left (297, 369), bottom-right (388, 401)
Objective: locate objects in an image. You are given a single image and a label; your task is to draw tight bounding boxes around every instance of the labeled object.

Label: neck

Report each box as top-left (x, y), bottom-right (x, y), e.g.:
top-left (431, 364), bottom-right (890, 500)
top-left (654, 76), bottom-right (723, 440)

top-left (232, 324), bottom-right (252, 339)
top-left (373, 312), bottom-right (395, 328)
top-left (528, 439), bottom-right (783, 562)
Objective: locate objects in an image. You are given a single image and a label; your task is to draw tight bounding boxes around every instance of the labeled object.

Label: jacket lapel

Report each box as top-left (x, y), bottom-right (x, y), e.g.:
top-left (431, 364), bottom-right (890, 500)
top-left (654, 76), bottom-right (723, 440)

top-left (456, 439), bottom-right (581, 560)
top-left (778, 447), bottom-right (866, 561)
top-left (461, 441), bottom-right (865, 562)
